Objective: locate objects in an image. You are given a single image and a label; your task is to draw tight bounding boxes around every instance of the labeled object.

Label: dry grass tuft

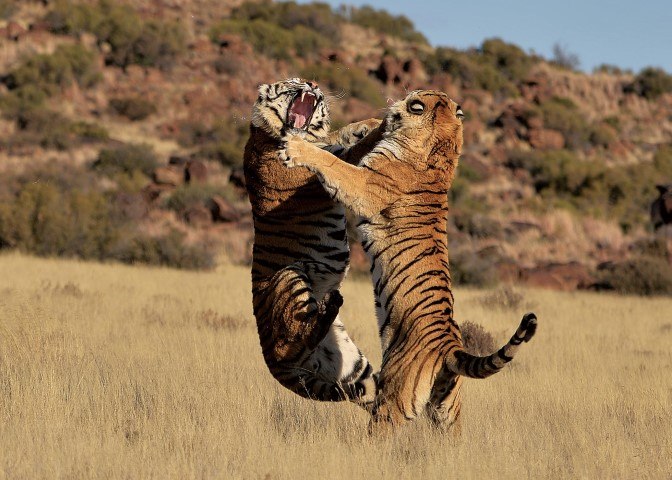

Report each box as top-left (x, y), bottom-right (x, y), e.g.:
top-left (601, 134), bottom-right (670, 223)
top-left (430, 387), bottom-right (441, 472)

top-left (460, 321), bottom-right (497, 356)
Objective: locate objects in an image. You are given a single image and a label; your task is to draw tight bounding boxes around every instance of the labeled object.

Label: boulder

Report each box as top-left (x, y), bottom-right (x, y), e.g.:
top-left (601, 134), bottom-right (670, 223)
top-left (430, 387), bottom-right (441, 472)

top-left (153, 166), bottom-right (185, 186)
top-left (186, 160), bottom-right (208, 183)
top-left (184, 204), bottom-right (212, 227)
top-left (208, 195), bottom-right (239, 223)
top-left (519, 262), bottom-right (593, 291)
top-left (528, 128), bottom-right (565, 150)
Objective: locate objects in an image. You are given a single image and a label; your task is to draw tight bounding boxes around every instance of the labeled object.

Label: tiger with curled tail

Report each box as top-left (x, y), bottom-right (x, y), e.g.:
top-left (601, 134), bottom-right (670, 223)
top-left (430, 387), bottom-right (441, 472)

top-left (280, 90), bottom-right (537, 431)
top-left (243, 78), bottom-right (382, 406)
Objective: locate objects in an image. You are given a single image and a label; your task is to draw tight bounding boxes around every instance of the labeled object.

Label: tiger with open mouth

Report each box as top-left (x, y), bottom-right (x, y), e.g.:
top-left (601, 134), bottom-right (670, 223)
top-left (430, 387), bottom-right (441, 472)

top-left (243, 78), bottom-right (381, 406)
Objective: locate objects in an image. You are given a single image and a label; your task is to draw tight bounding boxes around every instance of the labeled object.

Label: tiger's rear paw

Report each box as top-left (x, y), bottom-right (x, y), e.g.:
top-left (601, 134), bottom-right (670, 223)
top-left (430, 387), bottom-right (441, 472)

top-left (520, 312), bottom-right (537, 342)
top-left (321, 290), bottom-right (343, 313)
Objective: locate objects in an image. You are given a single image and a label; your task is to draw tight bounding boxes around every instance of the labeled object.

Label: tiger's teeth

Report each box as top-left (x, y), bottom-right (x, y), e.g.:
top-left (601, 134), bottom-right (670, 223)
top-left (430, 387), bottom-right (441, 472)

top-left (301, 92), bottom-right (306, 102)
top-left (313, 99), bottom-right (317, 107)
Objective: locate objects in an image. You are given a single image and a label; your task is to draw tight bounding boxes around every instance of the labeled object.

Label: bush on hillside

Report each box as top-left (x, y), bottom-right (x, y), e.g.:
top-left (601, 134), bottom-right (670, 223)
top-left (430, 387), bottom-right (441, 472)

top-left (3, 43), bottom-right (100, 102)
top-left (0, 108), bottom-right (109, 151)
top-left (537, 96), bottom-right (589, 149)
top-left (110, 230), bottom-right (215, 270)
top-left (343, 5), bottom-right (427, 44)
top-left (596, 257), bottom-right (672, 296)
top-left (45, 0), bottom-right (185, 69)
top-left (0, 167), bottom-right (215, 270)
top-left (231, 0), bottom-right (341, 42)
top-left (109, 97), bottom-right (157, 121)
top-left (92, 144), bottom-right (159, 177)
top-left (480, 38), bottom-right (535, 82)
top-left (210, 18), bottom-right (327, 60)
top-left (625, 67), bottom-right (672, 100)
top-left (300, 63), bottom-right (385, 107)
top-left (449, 246), bottom-right (498, 287)
top-left (176, 118), bottom-right (249, 168)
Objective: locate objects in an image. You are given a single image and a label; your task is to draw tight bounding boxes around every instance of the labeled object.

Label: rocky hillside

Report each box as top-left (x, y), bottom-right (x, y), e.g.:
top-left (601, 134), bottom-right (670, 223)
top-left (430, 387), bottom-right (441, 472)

top-left (1, 0), bottom-right (671, 294)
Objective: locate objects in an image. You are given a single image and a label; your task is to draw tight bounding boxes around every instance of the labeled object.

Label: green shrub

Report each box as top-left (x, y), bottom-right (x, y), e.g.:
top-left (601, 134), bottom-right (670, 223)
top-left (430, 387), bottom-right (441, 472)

top-left (596, 258), bottom-right (672, 296)
top-left (300, 63), bottom-right (385, 107)
top-left (176, 118), bottom-right (248, 168)
top-left (422, 47), bottom-right (517, 97)
top-left (210, 18), bottom-right (327, 60)
top-left (232, 0), bottom-right (341, 42)
top-left (538, 96), bottom-right (589, 148)
top-left (506, 149), bottom-right (600, 197)
top-left (111, 230), bottom-right (215, 270)
top-left (345, 5), bottom-right (428, 44)
top-left (626, 67), bottom-right (672, 100)
top-left (163, 184), bottom-right (237, 214)
top-left (45, 0), bottom-right (185, 69)
top-left (70, 121), bottom-right (109, 142)
top-left (3, 43), bottom-right (100, 102)
top-left (109, 97), bottom-right (157, 121)
top-left (588, 123), bottom-right (618, 148)
top-left (0, 0), bottom-right (17, 20)
top-left (93, 143), bottom-right (159, 177)
top-left (199, 142), bottom-right (244, 167)
top-left (0, 182), bottom-right (118, 258)
top-left (0, 107), bottom-right (109, 150)
top-left (480, 38), bottom-right (534, 83)
top-left (453, 213), bottom-right (504, 240)
top-left (449, 246), bottom-right (498, 287)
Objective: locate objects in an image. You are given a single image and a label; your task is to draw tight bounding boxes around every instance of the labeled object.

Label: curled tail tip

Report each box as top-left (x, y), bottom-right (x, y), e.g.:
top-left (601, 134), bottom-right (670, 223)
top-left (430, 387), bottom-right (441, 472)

top-left (520, 312), bottom-right (538, 342)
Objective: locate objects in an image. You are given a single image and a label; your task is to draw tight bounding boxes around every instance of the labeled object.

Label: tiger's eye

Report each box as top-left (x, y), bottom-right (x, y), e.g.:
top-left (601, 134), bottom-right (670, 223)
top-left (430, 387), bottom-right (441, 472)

top-left (408, 100), bottom-right (425, 114)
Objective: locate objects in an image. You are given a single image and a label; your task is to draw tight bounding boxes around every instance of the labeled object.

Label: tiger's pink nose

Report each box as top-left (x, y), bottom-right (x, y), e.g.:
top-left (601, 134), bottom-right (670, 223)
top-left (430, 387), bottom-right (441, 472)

top-left (308, 81), bottom-right (318, 89)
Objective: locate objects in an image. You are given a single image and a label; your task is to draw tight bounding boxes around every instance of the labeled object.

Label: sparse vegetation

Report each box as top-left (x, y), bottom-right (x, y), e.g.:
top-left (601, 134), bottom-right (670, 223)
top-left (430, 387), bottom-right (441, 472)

top-left (626, 67), bottom-right (672, 99)
top-left (109, 97), bottom-right (157, 121)
top-left (551, 43), bottom-right (581, 71)
top-left (176, 118), bottom-right (249, 168)
top-left (423, 38), bottom-right (538, 97)
top-left (210, 0), bottom-right (341, 60)
top-left (343, 5), bottom-right (428, 44)
top-left (596, 257), bottom-right (672, 296)
top-left (92, 143), bottom-right (159, 178)
top-left (45, 0), bottom-right (186, 69)
top-left (300, 63), bottom-right (385, 106)
top-left (1, 43), bottom-right (100, 113)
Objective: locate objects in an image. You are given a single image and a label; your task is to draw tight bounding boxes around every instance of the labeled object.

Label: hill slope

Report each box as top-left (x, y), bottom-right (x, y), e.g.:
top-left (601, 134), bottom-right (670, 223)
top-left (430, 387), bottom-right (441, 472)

top-left (1, 0), bottom-right (671, 292)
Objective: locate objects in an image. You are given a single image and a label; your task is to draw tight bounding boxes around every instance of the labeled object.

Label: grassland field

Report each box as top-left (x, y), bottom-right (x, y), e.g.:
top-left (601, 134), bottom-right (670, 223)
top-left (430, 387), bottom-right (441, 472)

top-left (1, 252), bottom-right (671, 479)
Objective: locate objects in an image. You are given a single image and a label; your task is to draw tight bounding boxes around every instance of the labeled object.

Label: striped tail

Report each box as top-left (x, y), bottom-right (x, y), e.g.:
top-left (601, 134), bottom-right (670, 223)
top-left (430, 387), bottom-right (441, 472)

top-left (445, 313), bottom-right (538, 379)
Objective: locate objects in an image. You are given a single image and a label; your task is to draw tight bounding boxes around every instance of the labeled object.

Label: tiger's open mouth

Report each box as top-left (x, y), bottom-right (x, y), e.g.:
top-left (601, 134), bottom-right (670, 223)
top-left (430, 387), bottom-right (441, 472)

top-left (287, 91), bottom-right (318, 130)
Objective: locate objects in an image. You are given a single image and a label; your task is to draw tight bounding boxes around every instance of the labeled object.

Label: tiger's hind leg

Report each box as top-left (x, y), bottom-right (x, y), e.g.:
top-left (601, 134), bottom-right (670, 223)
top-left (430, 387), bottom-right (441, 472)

top-left (425, 371), bottom-right (463, 436)
top-left (262, 263), bottom-right (343, 361)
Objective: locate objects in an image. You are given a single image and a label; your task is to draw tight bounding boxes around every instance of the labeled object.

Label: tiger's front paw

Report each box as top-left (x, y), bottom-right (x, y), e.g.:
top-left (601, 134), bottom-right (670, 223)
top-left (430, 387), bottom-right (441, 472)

top-left (279, 134), bottom-right (310, 169)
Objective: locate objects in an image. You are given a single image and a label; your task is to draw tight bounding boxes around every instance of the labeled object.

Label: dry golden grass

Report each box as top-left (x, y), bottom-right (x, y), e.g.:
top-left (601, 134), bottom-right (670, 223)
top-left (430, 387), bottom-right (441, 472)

top-left (1, 253), bottom-right (671, 479)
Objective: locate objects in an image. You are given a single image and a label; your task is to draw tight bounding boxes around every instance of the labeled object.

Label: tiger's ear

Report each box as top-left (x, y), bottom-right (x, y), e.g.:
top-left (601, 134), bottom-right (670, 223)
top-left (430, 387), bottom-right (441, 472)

top-left (257, 84), bottom-right (270, 97)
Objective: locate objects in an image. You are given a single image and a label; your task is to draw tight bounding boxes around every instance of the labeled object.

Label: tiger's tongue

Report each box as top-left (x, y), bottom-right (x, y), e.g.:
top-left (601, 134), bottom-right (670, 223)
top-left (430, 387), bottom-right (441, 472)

top-left (292, 114), bottom-right (307, 129)
top-left (290, 96), bottom-right (313, 129)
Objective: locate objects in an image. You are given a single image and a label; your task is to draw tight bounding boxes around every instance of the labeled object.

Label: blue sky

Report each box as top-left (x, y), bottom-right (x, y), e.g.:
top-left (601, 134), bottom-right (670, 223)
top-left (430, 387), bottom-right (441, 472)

top-left (297, 0), bottom-right (672, 73)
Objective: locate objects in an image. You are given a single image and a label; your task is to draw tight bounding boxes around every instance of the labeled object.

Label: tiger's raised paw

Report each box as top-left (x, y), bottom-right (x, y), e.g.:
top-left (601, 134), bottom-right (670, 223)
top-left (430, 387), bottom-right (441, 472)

top-left (279, 133), bottom-right (310, 169)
